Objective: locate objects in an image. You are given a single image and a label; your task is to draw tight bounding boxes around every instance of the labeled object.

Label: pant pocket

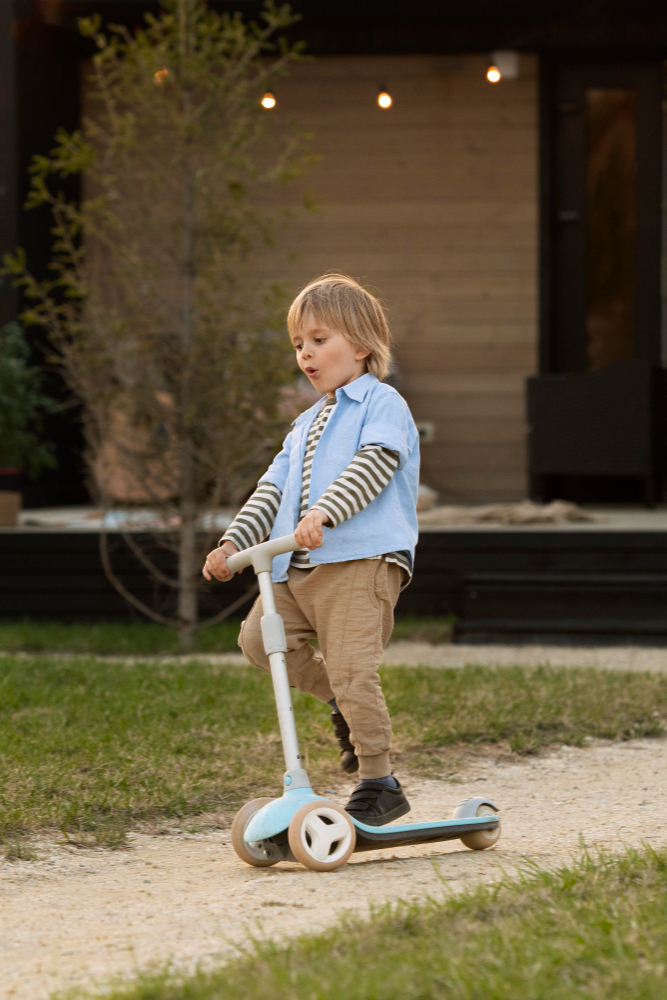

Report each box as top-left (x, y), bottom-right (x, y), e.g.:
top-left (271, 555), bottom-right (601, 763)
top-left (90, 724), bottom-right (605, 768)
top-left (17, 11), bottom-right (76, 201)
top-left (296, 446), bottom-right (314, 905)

top-left (366, 559), bottom-right (385, 611)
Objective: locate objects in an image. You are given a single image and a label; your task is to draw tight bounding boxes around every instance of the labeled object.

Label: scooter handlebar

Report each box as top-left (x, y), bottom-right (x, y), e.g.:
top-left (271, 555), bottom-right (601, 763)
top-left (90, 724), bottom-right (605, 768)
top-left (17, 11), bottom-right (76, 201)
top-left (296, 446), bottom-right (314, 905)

top-left (225, 533), bottom-right (300, 576)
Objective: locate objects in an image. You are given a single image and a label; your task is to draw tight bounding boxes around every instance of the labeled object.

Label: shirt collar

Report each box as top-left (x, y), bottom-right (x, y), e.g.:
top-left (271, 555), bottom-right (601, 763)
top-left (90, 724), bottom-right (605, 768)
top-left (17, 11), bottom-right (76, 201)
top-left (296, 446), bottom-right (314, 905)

top-left (335, 373), bottom-right (378, 403)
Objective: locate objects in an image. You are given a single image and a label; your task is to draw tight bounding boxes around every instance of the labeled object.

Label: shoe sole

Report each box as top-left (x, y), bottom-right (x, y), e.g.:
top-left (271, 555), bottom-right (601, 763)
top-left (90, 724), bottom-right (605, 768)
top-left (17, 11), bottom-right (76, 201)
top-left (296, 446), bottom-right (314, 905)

top-left (346, 799), bottom-right (410, 828)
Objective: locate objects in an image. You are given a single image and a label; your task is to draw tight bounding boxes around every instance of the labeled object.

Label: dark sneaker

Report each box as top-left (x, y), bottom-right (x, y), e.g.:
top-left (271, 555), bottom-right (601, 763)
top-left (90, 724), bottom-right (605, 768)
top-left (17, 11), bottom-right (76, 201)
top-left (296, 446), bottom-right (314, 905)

top-left (331, 707), bottom-right (359, 774)
top-left (344, 779), bottom-right (410, 826)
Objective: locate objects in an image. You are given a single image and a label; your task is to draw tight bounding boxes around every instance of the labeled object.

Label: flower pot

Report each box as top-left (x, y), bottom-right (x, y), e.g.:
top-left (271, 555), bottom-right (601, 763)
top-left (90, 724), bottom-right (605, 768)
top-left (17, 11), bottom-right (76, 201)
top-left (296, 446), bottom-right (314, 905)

top-left (0, 467), bottom-right (22, 490)
top-left (0, 490), bottom-right (21, 527)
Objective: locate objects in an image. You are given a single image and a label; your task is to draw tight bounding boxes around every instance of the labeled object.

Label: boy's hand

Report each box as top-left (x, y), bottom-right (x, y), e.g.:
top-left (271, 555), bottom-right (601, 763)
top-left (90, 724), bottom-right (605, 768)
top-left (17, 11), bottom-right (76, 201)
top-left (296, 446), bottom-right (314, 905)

top-left (202, 540), bottom-right (239, 582)
top-left (295, 508), bottom-right (330, 550)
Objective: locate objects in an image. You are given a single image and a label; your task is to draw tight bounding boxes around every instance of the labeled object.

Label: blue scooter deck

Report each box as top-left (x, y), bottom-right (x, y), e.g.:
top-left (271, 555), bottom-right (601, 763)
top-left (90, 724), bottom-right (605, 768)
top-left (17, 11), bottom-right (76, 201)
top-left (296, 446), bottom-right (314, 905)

top-left (350, 815), bottom-right (499, 853)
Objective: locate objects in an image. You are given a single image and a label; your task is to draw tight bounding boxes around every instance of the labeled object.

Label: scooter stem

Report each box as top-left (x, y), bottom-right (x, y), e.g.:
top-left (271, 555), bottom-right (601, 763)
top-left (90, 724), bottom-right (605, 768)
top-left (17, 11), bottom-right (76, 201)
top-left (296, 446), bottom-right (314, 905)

top-left (226, 534), bottom-right (307, 782)
top-left (256, 570), bottom-right (302, 773)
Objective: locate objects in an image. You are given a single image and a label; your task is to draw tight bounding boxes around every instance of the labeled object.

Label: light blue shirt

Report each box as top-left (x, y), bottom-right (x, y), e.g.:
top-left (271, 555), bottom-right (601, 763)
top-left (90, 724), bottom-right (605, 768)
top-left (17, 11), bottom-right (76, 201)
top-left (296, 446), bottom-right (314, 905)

top-left (259, 373), bottom-right (420, 583)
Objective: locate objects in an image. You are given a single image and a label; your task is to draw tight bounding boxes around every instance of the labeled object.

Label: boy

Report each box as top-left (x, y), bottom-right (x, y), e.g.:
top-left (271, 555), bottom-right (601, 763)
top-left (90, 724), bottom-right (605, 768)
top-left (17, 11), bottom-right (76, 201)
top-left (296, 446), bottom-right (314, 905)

top-left (203, 274), bottom-right (419, 826)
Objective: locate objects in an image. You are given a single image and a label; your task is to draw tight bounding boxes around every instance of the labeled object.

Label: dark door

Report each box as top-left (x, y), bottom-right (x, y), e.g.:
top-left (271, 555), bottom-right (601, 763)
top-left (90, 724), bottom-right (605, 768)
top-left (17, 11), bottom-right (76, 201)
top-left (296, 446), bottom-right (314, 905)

top-left (543, 61), bottom-right (663, 374)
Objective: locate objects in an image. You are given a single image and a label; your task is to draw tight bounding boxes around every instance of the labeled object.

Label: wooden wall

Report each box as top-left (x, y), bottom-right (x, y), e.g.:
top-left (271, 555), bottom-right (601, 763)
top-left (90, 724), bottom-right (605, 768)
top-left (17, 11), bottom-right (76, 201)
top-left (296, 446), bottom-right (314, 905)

top-left (81, 52), bottom-right (538, 502)
top-left (263, 54), bottom-right (539, 501)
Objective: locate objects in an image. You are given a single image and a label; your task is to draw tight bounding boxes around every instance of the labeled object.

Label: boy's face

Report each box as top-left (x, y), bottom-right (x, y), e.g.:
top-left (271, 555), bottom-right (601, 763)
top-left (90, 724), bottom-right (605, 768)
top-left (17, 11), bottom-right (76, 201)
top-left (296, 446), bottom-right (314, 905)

top-left (292, 312), bottom-right (370, 398)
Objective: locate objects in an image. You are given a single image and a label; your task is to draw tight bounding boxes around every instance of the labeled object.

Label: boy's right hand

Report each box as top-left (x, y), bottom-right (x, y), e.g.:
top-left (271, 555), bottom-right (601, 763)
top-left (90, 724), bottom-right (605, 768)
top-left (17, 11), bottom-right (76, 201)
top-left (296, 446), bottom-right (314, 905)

top-left (202, 540), bottom-right (239, 582)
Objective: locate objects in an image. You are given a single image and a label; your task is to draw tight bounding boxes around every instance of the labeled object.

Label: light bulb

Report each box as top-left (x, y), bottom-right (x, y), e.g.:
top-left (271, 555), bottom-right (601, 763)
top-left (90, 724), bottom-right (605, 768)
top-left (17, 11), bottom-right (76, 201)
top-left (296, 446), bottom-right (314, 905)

top-left (489, 51), bottom-right (520, 81)
top-left (154, 68), bottom-right (168, 84)
top-left (261, 92), bottom-right (276, 109)
top-left (377, 90), bottom-right (392, 109)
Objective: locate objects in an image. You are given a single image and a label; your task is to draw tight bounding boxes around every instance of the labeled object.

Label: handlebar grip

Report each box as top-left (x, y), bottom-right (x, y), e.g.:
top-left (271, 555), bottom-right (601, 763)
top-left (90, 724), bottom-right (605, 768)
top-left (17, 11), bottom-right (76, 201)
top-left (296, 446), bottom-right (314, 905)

top-left (225, 533), bottom-right (300, 576)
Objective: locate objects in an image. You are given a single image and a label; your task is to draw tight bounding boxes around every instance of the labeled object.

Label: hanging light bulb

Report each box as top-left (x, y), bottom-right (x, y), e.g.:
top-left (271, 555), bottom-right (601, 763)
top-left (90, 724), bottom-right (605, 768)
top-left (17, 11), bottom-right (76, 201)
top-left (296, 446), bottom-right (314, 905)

top-left (486, 51), bottom-right (520, 84)
top-left (377, 87), bottom-right (392, 109)
top-left (260, 92), bottom-right (277, 109)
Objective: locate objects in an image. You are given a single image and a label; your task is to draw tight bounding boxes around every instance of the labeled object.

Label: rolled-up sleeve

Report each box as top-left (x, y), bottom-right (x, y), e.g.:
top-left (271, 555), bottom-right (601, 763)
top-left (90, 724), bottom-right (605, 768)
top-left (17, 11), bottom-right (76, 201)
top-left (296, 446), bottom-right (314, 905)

top-left (258, 427), bottom-right (294, 492)
top-left (358, 392), bottom-right (412, 469)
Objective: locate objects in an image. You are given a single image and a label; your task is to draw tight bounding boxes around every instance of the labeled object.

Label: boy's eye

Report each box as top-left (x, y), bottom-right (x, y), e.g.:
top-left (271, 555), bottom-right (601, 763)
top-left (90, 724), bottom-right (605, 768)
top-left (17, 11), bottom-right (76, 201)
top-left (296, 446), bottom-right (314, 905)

top-left (294, 343), bottom-right (302, 350)
top-left (315, 338), bottom-right (325, 344)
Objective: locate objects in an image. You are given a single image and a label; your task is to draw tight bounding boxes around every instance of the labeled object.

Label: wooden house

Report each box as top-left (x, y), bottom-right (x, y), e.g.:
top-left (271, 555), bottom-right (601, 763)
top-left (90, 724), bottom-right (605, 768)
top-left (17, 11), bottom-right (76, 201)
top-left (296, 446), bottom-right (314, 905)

top-left (4, 0), bottom-right (667, 507)
top-left (2, 1), bottom-right (667, 636)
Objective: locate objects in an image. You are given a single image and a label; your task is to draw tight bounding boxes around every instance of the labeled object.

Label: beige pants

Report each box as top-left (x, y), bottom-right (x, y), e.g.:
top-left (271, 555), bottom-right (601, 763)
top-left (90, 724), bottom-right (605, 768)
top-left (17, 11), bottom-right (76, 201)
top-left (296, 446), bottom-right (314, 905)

top-left (239, 558), bottom-right (402, 779)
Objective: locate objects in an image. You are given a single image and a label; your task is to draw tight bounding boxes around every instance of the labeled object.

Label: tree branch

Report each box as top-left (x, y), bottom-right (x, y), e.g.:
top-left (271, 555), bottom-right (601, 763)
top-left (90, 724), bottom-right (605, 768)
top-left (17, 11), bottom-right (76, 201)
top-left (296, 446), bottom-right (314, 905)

top-left (197, 580), bottom-right (259, 630)
top-left (120, 529), bottom-right (180, 588)
top-left (9, 2), bottom-right (311, 639)
top-left (99, 529), bottom-right (178, 627)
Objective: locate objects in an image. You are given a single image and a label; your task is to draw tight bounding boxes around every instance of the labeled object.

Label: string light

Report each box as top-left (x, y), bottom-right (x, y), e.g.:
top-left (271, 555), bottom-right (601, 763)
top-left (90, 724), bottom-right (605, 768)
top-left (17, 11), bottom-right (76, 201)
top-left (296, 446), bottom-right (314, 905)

top-left (486, 51), bottom-right (520, 84)
top-left (377, 87), bottom-right (392, 109)
top-left (261, 92), bottom-right (276, 109)
top-left (154, 68), bottom-right (169, 84)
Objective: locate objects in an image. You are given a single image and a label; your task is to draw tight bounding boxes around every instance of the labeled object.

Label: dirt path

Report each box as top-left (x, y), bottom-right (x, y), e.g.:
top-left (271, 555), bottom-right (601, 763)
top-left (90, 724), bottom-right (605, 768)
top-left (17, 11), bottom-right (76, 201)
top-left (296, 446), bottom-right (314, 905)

top-left (383, 642), bottom-right (667, 671)
top-left (7, 642), bottom-right (665, 672)
top-left (2, 736), bottom-right (666, 1000)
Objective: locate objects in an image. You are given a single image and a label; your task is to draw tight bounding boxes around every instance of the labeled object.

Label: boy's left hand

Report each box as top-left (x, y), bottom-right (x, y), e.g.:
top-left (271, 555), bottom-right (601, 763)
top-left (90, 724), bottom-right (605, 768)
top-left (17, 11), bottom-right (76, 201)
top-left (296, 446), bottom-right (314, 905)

top-left (295, 508), bottom-right (330, 550)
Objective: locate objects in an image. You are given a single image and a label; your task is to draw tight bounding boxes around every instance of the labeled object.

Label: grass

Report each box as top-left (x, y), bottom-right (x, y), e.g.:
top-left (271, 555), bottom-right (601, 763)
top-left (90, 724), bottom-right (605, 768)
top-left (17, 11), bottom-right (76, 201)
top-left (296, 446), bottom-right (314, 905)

top-left (0, 615), bottom-right (456, 657)
top-left (1, 656), bottom-right (666, 847)
top-left (388, 663), bottom-right (666, 760)
top-left (69, 845), bottom-right (667, 1000)
top-left (0, 619), bottom-right (241, 656)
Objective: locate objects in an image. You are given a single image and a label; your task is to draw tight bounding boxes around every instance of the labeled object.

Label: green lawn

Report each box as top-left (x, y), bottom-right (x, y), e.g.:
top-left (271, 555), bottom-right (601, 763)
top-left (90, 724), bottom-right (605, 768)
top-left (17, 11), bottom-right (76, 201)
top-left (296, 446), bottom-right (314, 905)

top-left (0, 619), bottom-right (241, 656)
top-left (72, 846), bottom-right (667, 1000)
top-left (0, 656), bottom-right (665, 848)
top-left (0, 615), bottom-right (454, 656)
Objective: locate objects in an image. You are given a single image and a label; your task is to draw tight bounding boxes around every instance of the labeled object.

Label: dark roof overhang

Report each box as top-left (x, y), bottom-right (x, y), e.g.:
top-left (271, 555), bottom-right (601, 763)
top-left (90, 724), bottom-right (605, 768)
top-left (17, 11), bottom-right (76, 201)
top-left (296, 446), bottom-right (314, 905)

top-left (13, 0), bottom-right (667, 56)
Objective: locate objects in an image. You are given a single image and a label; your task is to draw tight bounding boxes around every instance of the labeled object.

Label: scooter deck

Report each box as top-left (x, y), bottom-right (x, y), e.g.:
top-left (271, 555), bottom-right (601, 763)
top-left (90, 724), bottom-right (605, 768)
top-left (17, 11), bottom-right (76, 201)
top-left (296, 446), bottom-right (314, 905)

top-left (350, 814), bottom-right (499, 853)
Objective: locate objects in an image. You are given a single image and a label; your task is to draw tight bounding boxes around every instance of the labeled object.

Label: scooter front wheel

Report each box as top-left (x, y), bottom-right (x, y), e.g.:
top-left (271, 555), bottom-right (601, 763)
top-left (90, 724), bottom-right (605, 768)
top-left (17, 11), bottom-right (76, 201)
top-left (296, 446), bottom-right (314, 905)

top-left (288, 800), bottom-right (356, 871)
top-left (231, 797), bottom-right (280, 867)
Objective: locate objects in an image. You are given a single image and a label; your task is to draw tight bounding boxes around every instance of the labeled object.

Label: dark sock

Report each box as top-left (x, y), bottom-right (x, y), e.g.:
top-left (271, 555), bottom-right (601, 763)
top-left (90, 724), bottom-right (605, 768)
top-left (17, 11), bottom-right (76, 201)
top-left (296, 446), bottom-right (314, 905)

top-left (361, 775), bottom-right (398, 788)
top-left (328, 697), bottom-right (339, 712)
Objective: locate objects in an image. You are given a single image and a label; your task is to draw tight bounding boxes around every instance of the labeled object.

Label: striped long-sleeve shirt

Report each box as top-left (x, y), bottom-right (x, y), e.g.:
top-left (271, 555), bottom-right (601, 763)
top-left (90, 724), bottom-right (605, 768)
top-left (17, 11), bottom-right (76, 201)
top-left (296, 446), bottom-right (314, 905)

top-left (220, 397), bottom-right (412, 585)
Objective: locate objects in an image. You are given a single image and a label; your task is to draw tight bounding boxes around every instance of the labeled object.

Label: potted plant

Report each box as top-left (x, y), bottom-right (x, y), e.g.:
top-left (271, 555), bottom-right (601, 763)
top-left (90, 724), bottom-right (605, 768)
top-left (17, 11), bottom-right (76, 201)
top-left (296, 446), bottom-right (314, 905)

top-left (0, 322), bottom-right (57, 526)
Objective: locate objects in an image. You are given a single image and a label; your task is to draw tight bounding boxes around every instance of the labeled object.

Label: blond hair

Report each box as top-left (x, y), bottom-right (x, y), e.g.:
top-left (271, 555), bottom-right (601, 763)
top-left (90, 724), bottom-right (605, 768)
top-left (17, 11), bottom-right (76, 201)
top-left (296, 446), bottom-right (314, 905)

top-left (287, 274), bottom-right (392, 381)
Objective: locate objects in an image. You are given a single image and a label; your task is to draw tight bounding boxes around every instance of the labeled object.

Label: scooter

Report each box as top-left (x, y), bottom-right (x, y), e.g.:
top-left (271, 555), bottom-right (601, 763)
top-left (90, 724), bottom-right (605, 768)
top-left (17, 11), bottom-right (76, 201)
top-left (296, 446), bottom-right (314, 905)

top-left (226, 534), bottom-right (500, 872)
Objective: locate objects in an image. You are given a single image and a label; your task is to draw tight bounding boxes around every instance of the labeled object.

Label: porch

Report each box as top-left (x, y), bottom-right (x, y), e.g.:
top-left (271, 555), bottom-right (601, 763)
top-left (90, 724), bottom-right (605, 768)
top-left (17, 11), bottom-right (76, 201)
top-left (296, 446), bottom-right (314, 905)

top-left (4, 506), bottom-right (667, 642)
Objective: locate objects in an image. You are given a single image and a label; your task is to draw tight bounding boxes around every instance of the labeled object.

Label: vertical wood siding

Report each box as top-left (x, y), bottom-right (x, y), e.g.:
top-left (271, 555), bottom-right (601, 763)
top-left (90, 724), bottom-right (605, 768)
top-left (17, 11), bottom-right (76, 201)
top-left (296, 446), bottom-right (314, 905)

top-left (264, 53), bottom-right (538, 501)
top-left (82, 53), bottom-right (538, 501)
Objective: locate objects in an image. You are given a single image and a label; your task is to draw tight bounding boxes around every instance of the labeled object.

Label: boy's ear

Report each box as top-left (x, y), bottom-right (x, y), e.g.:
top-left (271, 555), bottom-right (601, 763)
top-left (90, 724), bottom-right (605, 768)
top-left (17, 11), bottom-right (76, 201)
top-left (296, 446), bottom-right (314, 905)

top-left (354, 346), bottom-right (371, 361)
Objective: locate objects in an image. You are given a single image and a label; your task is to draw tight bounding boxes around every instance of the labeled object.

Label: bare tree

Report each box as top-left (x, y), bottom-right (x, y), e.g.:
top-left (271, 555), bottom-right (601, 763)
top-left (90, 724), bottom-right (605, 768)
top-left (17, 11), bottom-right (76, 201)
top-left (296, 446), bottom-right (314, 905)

top-left (4, 0), bottom-right (314, 647)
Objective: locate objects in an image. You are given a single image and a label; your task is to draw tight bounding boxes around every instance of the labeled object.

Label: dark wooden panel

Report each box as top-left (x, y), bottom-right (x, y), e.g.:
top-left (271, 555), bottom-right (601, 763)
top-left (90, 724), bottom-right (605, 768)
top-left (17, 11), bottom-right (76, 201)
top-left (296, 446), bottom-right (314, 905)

top-left (14, 17), bottom-right (88, 508)
top-left (58, 2), bottom-right (667, 57)
top-left (398, 530), bottom-right (667, 641)
top-left (527, 361), bottom-right (667, 505)
top-left (0, 532), bottom-right (255, 621)
top-left (3, 529), bottom-right (667, 641)
top-left (0, 0), bottom-right (18, 327)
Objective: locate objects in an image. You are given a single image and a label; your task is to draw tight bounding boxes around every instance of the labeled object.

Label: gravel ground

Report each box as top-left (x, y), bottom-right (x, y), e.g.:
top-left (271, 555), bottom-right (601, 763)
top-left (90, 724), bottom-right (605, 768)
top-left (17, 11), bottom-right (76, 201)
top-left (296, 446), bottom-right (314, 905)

top-left (1, 736), bottom-right (666, 1000)
top-left (6, 642), bottom-right (664, 671)
top-left (383, 642), bottom-right (667, 671)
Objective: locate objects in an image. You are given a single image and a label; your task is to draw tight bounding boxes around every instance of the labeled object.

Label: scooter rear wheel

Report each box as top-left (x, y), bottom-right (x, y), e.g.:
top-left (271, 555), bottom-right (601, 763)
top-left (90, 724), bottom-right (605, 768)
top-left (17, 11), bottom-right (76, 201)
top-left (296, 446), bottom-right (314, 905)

top-left (288, 800), bottom-right (356, 871)
top-left (231, 797), bottom-right (280, 867)
top-left (458, 803), bottom-right (501, 851)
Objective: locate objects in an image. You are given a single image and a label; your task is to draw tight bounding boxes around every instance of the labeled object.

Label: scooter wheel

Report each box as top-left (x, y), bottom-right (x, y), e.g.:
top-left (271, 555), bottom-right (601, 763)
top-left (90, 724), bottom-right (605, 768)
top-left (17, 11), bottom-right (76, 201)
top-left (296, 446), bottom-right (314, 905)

top-left (288, 800), bottom-right (356, 872)
top-left (231, 797), bottom-right (280, 867)
top-left (456, 801), bottom-right (501, 851)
